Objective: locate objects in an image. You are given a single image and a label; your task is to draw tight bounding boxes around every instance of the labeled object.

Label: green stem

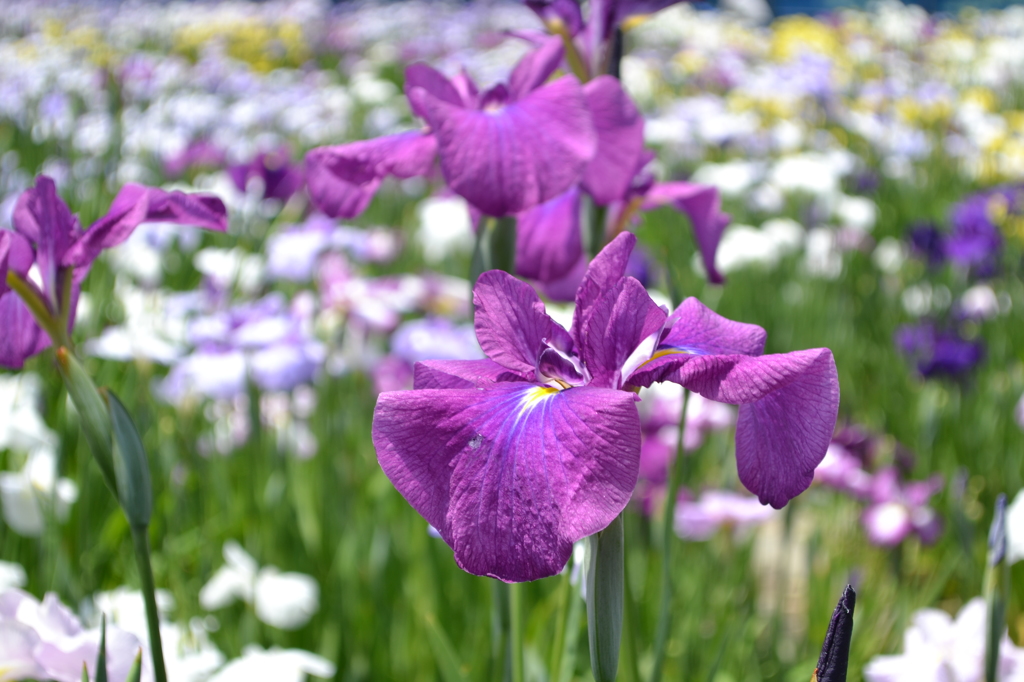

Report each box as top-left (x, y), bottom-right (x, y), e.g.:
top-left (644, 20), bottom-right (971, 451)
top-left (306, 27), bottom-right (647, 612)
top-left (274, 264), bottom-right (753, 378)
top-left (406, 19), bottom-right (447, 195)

top-left (549, 568), bottom-right (571, 680)
top-left (130, 525), bottom-right (168, 682)
top-left (650, 389), bottom-right (690, 682)
top-left (6, 271), bottom-right (67, 347)
top-left (491, 581), bottom-right (509, 682)
top-left (587, 513), bottom-right (625, 682)
top-left (620, 553), bottom-right (641, 682)
top-left (558, 580), bottom-right (584, 682)
top-left (510, 582), bottom-right (525, 682)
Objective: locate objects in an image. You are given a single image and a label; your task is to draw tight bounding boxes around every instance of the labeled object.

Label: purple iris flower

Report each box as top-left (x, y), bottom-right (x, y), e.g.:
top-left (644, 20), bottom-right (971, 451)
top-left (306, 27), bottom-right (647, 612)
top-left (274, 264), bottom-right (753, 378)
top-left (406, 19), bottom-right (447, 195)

top-left (907, 222), bottom-right (945, 267)
top-left (861, 468), bottom-right (943, 546)
top-left (372, 232), bottom-right (839, 582)
top-left (308, 37), bottom-right (633, 219)
top-left (945, 189), bottom-right (1008, 277)
top-left (0, 176), bottom-right (227, 369)
top-left (229, 146), bottom-right (305, 203)
top-left (164, 139), bottom-right (226, 178)
top-left (895, 322), bottom-right (984, 377)
top-left (517, 155), bottom-right (730, 294)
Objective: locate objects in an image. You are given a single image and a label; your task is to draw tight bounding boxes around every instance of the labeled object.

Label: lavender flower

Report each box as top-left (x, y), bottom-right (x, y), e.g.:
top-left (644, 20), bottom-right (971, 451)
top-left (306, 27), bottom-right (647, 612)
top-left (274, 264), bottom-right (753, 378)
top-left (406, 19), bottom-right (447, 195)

top-left (674, 489), bottom-right (775, 541)
top-left (228, 146), bottom-right (304, 203)
top-left (372, 233), bottom-right (838, 581)
top-left (896, 322), bottom-right (984, 377)
top-left (864, 598), bottom-right (1024, 681)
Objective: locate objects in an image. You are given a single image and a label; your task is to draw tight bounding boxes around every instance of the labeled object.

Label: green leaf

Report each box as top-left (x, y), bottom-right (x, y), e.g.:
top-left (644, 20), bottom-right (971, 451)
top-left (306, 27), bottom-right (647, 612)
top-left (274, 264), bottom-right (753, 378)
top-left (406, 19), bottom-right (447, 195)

top-left (422, 610), bottom-right (470, 682)
top-left (95, 614), bottom-right (108, 682)
top-left (586, 513), bottom-right (624, 682)
top-left (82, 663), bottom-right (89, 682)
top-left (125, 650), bottom-right (143, 682)
top-left (105, 389), bottom-right (153, 528)
top-left (56, 348), bottom-right (115, 495)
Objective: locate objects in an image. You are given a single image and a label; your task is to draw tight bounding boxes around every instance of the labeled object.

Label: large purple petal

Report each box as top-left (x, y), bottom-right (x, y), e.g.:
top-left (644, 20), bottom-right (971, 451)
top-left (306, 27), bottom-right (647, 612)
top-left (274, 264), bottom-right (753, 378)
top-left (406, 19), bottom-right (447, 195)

top-left (630, 348), bottom-right (839, 508)
top-left (515, 186), bottom-right (583, 283)
top-left (643, 182), bottom-right (729, 284)
top-left (571, 231), bottom-right (635, 340)
top-left (473, 270), bottom-right (572, 376)
top-left (12, 176), bottom-right (79, 300)
top-left (581, 76), bottom-right (645, 206)
top-left (410, 75), bottom-right (596, 216)
top-left (373, 383), bottom-right (640, 582)
top-left (580, 276), bottom-right (666, 388)
top-left (64, 184), bottom-right (228, 268)
top-left (508, 36), bottom-right (565, 101)
top-left (305, 132), bottom-right (437, 219)
top-left (414, 359), bottom-right (528, 389)
top-left (405, 63), bottom-right (467, 117)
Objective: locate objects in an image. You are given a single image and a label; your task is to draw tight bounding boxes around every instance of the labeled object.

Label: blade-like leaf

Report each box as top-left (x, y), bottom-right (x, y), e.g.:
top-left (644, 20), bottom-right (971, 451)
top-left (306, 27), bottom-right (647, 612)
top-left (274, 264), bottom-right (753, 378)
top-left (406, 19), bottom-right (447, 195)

top-left (95, 614), bottom-right (108, 682)
top-left (125, 650), bottom-right (143, 682)
top-left (422, 610), bottom-right (470, 682)
top-left (105, 389), bottom-right (153, 528)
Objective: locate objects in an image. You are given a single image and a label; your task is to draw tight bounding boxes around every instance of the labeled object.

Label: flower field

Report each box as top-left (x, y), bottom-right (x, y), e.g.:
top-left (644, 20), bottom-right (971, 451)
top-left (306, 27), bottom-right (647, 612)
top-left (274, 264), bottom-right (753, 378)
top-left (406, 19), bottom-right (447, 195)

top-left (1, 0), bottom-right (1024, 680)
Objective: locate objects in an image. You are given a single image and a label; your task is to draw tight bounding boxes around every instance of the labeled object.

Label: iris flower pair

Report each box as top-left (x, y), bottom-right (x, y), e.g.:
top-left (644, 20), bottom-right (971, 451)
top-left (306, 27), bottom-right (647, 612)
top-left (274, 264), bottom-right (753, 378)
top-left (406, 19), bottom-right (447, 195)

top-left (0, 176), bottom-right (227, 369)
top-left (306, 31), bottom-right (729, 287)
top-left (373, 234), bottom-right (840, 582)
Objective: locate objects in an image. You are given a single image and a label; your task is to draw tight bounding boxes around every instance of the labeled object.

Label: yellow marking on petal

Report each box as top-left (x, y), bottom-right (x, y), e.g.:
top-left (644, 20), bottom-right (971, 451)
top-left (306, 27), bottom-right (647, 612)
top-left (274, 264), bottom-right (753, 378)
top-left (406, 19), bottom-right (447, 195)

top-left (518, 386), bottom-right (559, 416)
top-left (636, 347), bottom-right (696, 371)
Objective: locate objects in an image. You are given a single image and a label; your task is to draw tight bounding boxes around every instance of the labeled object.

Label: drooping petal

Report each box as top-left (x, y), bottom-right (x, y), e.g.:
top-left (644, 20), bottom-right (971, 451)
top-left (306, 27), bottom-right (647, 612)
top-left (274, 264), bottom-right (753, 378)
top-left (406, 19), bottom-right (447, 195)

top-left (655, 297), bottom-right (766, 358)
top-left (630, 347), bottom-right (839, 508)
top-left (579, 277), bottom-right (666, 389)
top-left (473, 269), bottom-right (573, 376)
top-left (643, 182), bottom-right (730, 284)
top-left (515, 186), bottom-right (583, 283)
top-left (571, 231), bottom-right (635, 340)
top-left (64, 184), bottom-right (228, 268)
top-left (405, 63), bottom-right (467, 117)
top-left (414, 358), bottom-right (528, 389)
top-left (410, 75), bottom-right (597, 216)
top-left (581, 76), bottom-right (645, 206)
top-left (305, 132), bottom-right (438, 219)
top-left (372, 383), bottom-right (640, 582)
top-left (508, 36), bottom-right (565, 101)
top-left (12, 176), bottom-right (79, 300)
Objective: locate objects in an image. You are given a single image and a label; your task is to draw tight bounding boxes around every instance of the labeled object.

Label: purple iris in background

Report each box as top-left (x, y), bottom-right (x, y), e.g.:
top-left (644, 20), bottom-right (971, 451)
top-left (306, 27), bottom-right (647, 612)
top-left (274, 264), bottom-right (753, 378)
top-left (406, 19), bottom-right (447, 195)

top-left (519, 143), bottom-right (731, 298)
top-left (229, 146), bottom-right (305, 203)
top-left (815, 427), bottom-right (943, 547)
top-left (372, 233), bottom-right (839, 582)
top-left (906, 185), bottom-right (1021, 278)
top-left (0, 176), bottom-right (228, 369)
top-left (895, 322), bottom-right (984, 377)
top-left (307, 37), bottom-right (599, 219)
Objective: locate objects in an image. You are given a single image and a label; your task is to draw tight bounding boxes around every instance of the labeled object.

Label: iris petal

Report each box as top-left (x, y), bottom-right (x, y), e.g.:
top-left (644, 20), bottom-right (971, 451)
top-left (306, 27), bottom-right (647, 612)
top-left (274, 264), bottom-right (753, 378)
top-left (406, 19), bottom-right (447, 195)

top-left (373, 383), bottom-right (640, 582)
top-left (516, 187), bottom-right (583, 284)
top-left (410, 75), bottom-right (597, 216)
top-left (473, 270), bottom-right (573, 376)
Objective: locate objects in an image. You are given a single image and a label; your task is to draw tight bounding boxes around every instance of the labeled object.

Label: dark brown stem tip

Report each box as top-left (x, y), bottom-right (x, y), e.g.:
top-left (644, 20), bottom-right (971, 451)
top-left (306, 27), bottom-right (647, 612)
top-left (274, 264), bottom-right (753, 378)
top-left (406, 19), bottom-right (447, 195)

top-left (813, 585), bottom-right (856, 682)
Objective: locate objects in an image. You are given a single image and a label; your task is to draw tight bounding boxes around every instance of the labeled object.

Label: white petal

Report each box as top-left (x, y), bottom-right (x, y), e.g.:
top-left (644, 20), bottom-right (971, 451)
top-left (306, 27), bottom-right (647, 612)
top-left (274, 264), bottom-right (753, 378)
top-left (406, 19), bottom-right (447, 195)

top-left (253, 569), bottom-right (320, 630)
top-left (199, 566), bottom-right (252, 611)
